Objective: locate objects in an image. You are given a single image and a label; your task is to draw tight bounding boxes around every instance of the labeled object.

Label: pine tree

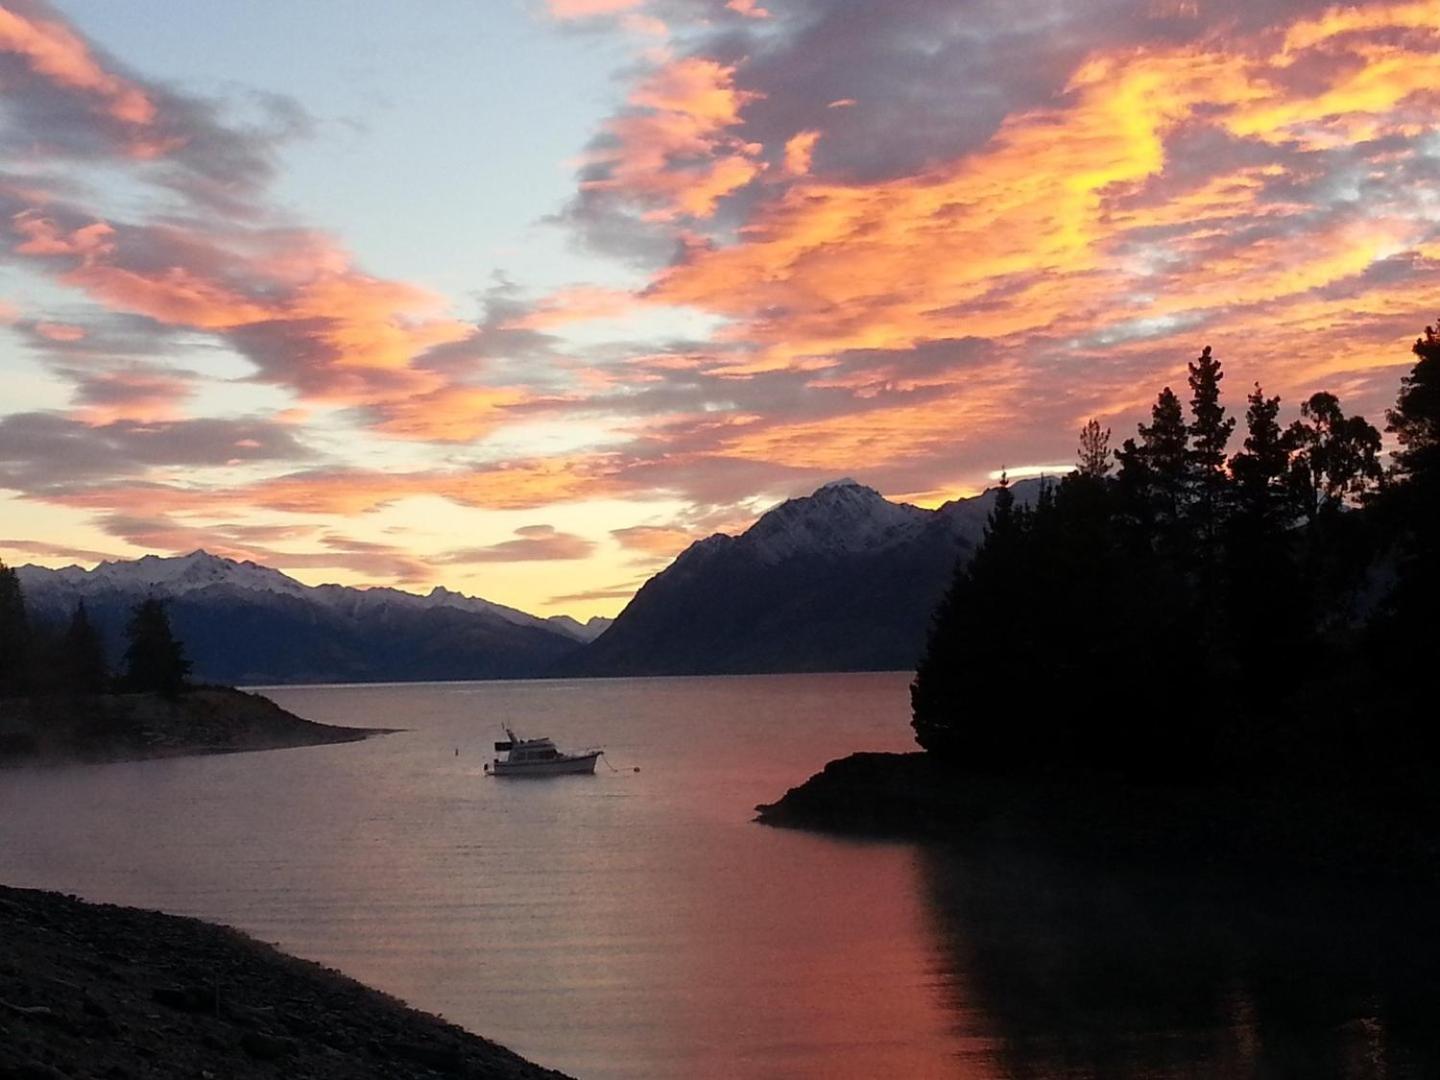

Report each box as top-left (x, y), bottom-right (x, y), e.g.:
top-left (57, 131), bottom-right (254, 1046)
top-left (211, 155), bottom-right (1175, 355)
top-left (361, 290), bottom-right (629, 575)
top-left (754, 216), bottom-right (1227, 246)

top-left (911, 474), bottom-right (1029, 763)
top-left (1076, 419), bottom-right (1112, 479)
top-left (1229, 383), bottom-right (1290, 526)
top-left (1115, 387), bottom-right (1189, 546)
top-left (63, 602), bottom-right (108, 694)
top-left (1376, 322), bottom-right (1440, 706)
top-left (123, 598), bottom-right (191, 697)
top-left (1387, 322), bottom-right (1440, 485)
top-left (0, 560), bottom-right (30, 695)
top-left (1186, 345), bottom-right (1235, 542)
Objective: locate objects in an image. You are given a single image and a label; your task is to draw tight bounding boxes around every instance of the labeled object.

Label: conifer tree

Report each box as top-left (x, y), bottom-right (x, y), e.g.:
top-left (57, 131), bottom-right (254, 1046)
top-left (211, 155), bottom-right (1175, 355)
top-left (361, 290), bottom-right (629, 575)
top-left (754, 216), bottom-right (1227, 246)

top-left (1186, 345), bottom-right (1235, 543)
top-left (63, 601), bottom-right (108, 694)
top-left (1076, 419), bottom-right (1112, 478)
top-left (912, 474), bottom-right (1028, 762)
top-left (0, 560), bottom-right (29, 695)
top-left (1387, 322), bottom-right (1440, 486)
top-left (1377, 322), bottom-right (1440, 696)
top-left (1229, 383), bottom-right (1289, 522)
top-left (1116, 388), bottom-right (1189, 544)
top-left (123, 598), bottom-right (191, 697)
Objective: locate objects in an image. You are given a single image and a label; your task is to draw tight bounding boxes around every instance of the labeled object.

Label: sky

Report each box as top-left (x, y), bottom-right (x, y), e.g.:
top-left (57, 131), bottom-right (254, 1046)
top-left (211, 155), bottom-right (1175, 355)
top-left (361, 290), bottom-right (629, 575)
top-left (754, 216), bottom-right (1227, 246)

top-left (1, 0), bottom-right (1438, 618)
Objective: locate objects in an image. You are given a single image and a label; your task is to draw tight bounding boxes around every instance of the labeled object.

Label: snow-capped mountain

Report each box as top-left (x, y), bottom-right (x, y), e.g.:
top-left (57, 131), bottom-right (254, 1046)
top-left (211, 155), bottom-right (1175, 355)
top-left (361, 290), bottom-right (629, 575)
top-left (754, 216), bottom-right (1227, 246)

top-left (742, 479), bottom-right (931, 563)
top-left (15, 552), bottom-right (595, 684)
top-left (563, 477), bottom-right (1038, 676)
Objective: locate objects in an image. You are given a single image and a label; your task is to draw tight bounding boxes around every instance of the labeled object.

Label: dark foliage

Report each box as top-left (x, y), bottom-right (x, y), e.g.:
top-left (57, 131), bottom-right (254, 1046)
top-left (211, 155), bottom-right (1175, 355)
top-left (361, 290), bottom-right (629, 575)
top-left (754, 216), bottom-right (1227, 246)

top-left (62, 602), bottom-right (109, 694)
top-left (0, 559), bottom-right (29, 695)
top-left (914, 328), bottom-right (1434, 796)
top-left (0, 569), bottom-right (118, 698)
top-left (122, 598), bottom-right (192, 698)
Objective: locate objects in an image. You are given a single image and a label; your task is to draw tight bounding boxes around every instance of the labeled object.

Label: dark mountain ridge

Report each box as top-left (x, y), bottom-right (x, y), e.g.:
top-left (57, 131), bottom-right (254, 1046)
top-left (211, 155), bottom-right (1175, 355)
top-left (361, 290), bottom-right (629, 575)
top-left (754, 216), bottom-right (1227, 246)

top-left (564, 478), bottom-right (1037, 676)
top-left (14, 553), bottom-right (596, 685)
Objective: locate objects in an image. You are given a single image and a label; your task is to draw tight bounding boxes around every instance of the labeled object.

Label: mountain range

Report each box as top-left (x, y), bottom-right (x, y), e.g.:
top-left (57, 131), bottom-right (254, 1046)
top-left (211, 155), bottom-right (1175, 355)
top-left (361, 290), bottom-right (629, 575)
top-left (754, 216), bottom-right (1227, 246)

top-left (12, 478), bottom-right (1031, 684)
top-left (15, 554), bottom-right (609, 685)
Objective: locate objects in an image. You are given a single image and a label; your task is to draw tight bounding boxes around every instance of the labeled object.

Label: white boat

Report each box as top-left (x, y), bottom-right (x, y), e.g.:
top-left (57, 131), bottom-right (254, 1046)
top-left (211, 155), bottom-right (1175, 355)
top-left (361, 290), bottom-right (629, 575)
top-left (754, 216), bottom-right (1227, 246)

top-left (486, 728), bottom-right (601, 777)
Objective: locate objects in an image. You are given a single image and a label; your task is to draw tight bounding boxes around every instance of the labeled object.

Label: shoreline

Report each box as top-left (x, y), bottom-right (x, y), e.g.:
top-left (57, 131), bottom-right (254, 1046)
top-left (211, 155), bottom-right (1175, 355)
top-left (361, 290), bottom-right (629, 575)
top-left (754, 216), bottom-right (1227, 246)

top-left (0, 882), bottom-right (568, 1079)
top-left (0, 686), bottom-right (395, 769)
top-left (756, 751), bottom-right (1440, 883)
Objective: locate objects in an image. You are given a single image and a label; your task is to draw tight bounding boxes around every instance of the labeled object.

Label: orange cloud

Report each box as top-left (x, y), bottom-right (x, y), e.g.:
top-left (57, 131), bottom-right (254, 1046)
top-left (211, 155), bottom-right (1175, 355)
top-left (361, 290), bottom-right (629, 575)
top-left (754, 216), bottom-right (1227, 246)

top-left (508, 285), bottom-right (640, 329)
top-left (782, 130), bottom-right (821, 176)
top-left (644, 2), bottom-right (1440, 394)
top-left (582, 56), bottom-right (765, 221)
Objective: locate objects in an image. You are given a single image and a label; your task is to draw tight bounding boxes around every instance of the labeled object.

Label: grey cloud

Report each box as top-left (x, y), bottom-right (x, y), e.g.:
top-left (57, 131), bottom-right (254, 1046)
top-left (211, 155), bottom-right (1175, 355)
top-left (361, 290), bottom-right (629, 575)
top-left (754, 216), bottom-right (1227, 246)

top-left (0, 412), bottom-right (313, 493)
top-left (436, 525), bottom-right (596, 564)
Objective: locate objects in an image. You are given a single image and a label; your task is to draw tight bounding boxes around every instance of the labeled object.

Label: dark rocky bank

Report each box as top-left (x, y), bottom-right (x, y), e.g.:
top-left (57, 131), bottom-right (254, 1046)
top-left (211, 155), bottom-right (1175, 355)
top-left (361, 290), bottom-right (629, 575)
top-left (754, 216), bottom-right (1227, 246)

top-left (0, 884), bottom-right (569, 1080)
top-left (0, 688), bottom-right (387, 768)
top-left (756, 752), bottom-right (1440, 882)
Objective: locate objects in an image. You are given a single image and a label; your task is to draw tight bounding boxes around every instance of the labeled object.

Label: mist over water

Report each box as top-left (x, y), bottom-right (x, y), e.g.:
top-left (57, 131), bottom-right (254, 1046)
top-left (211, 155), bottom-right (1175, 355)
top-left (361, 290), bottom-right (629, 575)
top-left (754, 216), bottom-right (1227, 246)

top-left (2, 674), bottom-right (1436, 1078)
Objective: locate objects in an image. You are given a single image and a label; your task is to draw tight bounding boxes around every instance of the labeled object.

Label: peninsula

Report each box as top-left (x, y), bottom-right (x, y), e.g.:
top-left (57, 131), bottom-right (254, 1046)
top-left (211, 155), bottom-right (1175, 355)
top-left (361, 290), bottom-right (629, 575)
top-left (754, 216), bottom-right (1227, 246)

top-left (0, 686), bottom-right (387, 768)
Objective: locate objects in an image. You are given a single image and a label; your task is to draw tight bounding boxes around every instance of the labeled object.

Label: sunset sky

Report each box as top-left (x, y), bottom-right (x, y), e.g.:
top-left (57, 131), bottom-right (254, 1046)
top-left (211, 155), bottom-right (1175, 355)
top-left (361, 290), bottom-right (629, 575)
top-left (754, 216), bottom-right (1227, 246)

top-left (2, 0), bottom-right (1438, 618)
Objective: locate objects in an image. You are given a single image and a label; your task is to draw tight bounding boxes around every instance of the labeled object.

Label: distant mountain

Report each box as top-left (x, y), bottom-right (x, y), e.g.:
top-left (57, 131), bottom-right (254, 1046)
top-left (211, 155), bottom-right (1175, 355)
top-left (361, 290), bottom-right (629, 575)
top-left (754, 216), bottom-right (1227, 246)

top-left (14, 552), bottom-right (591, 685)
top-left (561, 478), bottom-right (1038, 677)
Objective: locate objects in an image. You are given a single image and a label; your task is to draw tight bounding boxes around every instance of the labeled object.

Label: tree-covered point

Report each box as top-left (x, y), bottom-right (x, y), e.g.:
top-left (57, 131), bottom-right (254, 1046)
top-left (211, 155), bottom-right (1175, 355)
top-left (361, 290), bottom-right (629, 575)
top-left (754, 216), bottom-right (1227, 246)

top-left (913, 324), bottom-right (1437, 793)
top-left (0, 568), bottom-right (192, 700)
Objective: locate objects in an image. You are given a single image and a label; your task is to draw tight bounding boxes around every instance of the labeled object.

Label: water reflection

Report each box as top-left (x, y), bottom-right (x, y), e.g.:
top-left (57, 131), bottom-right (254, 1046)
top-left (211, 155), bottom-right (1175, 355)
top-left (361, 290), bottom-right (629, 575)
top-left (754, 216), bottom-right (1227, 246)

top-left (919, 845), bottom-right (1440, 1079)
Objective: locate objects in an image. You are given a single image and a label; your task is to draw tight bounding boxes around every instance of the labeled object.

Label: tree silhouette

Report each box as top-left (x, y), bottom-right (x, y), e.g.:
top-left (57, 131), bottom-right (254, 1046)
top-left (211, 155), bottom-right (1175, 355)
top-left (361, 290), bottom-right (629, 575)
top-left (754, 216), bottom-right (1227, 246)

top-left (123, 598), bottom-right (191, 697)
top-left (1229, 383), bottom-right (1290, 527)
top-left (63, 601), bottom-right (109, 694)
top-left (1387, 323), bottom-right (1440, 485)
top-left (1186, 345), bottom-right (1235, 547)
top-left (1287, 392), bottom-right (1382, 522)
top-left (1077, 419), bottom-right (1112, 478)
top-left (1116, 387), bottom-right (1189, 549)
top-left (914, 329), bottom-right (1435, 792)
top-left (0, 560), bottom-right (29, 695)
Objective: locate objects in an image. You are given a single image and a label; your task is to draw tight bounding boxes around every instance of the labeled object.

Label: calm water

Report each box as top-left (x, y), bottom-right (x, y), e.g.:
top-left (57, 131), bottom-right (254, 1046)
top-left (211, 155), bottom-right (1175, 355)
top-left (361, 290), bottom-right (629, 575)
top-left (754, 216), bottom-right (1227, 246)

top-left (1, 673), bottom-right (1436, 1079)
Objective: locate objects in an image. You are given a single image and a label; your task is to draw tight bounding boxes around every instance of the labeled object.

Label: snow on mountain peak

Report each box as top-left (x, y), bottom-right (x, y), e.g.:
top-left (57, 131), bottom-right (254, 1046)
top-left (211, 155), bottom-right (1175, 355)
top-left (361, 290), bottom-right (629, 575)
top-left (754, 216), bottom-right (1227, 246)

top-left (742, 479), bottom-right (929, 563)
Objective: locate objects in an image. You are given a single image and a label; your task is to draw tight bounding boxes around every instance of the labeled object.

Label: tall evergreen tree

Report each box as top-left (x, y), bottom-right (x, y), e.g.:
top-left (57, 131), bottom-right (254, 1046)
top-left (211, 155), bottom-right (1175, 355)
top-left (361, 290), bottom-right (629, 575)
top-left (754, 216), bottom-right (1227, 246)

top-left (912, 475), bottom-right (1029, 763)
top-left (1387, 322), bottom-right (1440, 485)
top-left (1229, 383), bottom-right (1290, 526)
top-left (1186, 345), bottom-right (1235, 544)
top-left (1376, 322), bottom-right (1440, 710)
top-left (1076, 419), bottom-right (1112, 479)
top-left (63, 601), bottom-right (109, 694)
top-left (123, 598), bottom-right (191, 697)
top-left (1116, 387), bottom-right (1189, 549)
top-left (0, 560), bottom-right (29, 695)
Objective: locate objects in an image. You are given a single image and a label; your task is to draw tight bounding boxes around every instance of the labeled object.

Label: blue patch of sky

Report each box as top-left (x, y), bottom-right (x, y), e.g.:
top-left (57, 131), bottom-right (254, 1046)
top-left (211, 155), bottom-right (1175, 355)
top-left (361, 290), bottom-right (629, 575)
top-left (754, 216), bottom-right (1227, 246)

top-left (50, 0), bottom-right (640, 301)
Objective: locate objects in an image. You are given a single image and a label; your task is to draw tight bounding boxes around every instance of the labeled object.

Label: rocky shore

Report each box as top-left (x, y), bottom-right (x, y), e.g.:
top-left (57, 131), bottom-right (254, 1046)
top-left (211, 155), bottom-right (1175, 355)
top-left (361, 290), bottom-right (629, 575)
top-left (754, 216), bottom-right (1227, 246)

top-left (756, 751), bottom-right (1440, 882)
top-left (0, 688), bottom-right (388, 768)
top-left (0, 884), bottom-right (569, 1080)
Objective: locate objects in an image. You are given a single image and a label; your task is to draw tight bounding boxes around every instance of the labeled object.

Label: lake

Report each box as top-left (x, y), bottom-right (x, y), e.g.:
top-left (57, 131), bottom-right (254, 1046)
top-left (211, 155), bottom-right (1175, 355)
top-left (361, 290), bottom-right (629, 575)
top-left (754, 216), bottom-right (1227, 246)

top-left (1, 673), bottom-right (1436, 1078)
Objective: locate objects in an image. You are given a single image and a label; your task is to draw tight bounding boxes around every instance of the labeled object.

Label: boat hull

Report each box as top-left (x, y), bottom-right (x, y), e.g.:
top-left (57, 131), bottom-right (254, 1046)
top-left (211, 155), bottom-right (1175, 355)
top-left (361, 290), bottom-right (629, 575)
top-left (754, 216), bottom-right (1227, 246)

top-left (490, 751), bottom-right (600, 777)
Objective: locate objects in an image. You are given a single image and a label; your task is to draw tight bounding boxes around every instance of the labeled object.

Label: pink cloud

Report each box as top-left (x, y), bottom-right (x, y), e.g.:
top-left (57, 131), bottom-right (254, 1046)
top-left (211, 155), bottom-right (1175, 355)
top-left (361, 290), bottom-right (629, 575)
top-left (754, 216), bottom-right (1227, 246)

top-left (547, 0), bottom-right (644, 17)
top-left (580, 56), bottom-right (765, 221)
top-left (0, 5), bottom-right (156, 125)
top-left (32, 321), bottom-right (86, 341)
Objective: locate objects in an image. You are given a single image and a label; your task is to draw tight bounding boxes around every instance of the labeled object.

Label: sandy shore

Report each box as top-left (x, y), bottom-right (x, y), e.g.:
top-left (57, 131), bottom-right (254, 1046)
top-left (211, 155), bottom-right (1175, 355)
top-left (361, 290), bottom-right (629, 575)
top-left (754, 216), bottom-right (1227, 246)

top-left (0, 687), bottom-right (390, 768)
top-left (0, 883), bottom-right (569, 1079)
